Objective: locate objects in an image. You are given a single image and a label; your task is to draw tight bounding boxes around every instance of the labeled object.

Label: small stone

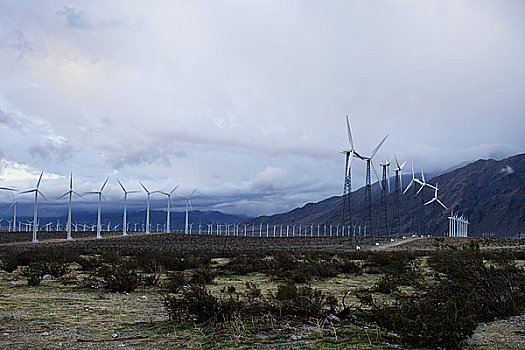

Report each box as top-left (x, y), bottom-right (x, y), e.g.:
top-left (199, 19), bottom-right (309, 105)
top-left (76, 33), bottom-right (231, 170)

top-left (290, 335), bottom-right (302, 341)
top-left (42, 274), bottom-right (53, 280)
top-left (41, 332), bottom-right (49, 336)
top-left (112, 333), bottom-right (119, 338)
top-left (327, 314), bottom-right (340, 323)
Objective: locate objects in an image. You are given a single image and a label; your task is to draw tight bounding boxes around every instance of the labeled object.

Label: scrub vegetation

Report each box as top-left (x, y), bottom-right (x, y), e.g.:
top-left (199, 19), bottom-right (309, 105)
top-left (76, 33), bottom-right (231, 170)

top-left (0, 234), bottom-right (524, 349)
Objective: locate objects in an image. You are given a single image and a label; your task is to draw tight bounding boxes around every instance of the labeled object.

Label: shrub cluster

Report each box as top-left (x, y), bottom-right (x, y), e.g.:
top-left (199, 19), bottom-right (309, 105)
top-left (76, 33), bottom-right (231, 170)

top-left (358, 242), bottom-right (525, 349)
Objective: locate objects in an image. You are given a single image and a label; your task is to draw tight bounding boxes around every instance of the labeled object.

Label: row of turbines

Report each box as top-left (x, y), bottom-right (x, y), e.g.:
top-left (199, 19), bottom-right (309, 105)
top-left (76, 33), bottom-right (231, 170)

top-left (340, 116), bottom-right (453, 246)
top-left (0, 173), bottom-right (196, 243)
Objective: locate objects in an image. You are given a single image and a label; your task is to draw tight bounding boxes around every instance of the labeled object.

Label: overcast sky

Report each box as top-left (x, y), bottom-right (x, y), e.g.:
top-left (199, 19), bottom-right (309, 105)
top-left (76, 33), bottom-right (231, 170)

top-left (0, 0), bottom-right (524, 217)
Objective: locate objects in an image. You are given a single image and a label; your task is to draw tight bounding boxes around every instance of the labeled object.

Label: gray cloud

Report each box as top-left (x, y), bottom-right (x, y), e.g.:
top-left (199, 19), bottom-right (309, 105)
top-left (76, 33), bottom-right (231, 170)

top-left (0, 1), bottom-right (523, 215)
top-left (56, 6), bottom-right (90, 29)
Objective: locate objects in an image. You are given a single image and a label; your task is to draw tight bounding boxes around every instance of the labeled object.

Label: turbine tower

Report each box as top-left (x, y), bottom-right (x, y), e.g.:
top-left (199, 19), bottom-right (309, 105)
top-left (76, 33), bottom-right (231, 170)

top-left (178, 189), bottom-right (197, 234)
top-left (85, 178), bottom-right (109, 239)
top-left (361, 134), bottom-right (388, 242)
top-left (379, 157), bottom-right (392, 236)
top-left (117, 179), bottom-right (139, 236)
top-left (403, 162), bottom-right (420, 234)
top-left (393, 156), bottom-right (406, 236)
top-left (340, 116), bottom-right (362, 247)
top-left (58, 173), bottom-right (84, 240)
top-left (160, 186), bottom-right (179, 233)
top-left (20, 171), bottom-right (46, 243)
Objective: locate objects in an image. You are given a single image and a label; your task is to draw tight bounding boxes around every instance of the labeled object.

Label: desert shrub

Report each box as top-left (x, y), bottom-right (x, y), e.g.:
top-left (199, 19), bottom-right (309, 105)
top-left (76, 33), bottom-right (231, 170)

top-left (0, 254), bottom-right (27, 273)
top-left (274, 281), bottom-right (327, 317)
top-left (190, 267), bottom-right (216, 285)
top-left (20, 265), bottom-right (42, 286)
top-left (141, 273), bottom-right (161, 287)
top-left (77, 255), bottom-right (102, 271)
top-left (37, 260), bottom-right (70, 278)
top-left (429, 241), bottom-right (525, 322)
top-left (359, 283), bottom-right (479, 349)
top-left (164, 283), bottom-right (242, 323)
top-left (244, 282), bottom-right (262, 300)
top-left (224, 254), bottom-right (263, 275)
top-left (99, 260), bottom-right (140, 293)
top-left (359, 242), bottom-right (525, 349)
top-left (163, 271), bottom-right (187, 294)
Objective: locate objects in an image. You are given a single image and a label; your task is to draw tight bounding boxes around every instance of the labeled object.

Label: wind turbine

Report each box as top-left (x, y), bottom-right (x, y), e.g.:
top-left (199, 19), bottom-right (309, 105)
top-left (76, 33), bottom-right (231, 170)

top-left (58, 173), bottom-right (84, 240)
top-left (361, 134), bottom-right (389, 242)
top-left (85, 178), bottom-right (109, 239)
top-left (7, 194), bottom-right (18, 233)
top-left (117, 179), bottom-right (139, 236)
top-left (403, 162), bottom-right (421, 235)
top-left (177, 189), bottom-right (196, 234)
top-left (160, 185), bottom-right (179, 233)
top-left (139, 181), bottom-right (158, 234)
top-left (19, 171), bottom-right (46, 243)
top-left (393, 155), bottom-right (406, 236)
top-left (340, 116), bottom-right (363, 247)
top-left (425, 182), bottom-right (447, 235)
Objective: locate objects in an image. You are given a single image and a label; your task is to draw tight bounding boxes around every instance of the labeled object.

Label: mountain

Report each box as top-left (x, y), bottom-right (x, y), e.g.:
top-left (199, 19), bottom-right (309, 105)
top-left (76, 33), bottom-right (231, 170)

top-left (244, 153), bottom-right (525, 236)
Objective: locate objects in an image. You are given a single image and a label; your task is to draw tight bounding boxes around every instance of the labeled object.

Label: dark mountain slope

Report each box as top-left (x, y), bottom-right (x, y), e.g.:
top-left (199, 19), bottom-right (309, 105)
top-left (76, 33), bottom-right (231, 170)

top-left (245, 153), bottom-right (525, 236)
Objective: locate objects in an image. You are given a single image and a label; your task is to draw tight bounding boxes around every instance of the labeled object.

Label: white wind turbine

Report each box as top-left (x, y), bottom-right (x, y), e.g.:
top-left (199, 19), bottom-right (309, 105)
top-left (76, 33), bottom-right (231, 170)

top-left (160, 186), bottom-right (179, 233)
top-left (415, 170), bottom-right (436, 196)
top-left (19, 171), bottom-right (46, 243)
top-left (403, 162), bottom-right (418, 194)
top-left (425, 182), bottom-right (447, 210)
top-left (177, 189), bottom-right (196, 235)
top-left (58, 173), bottom-right (84, 240)
top-left (117, 179), bottom-right (139, 236)
top-left (139, 181), bottom-right (158, 234)
top-left (7, 194), bottom-right (18, 232)
top-left (85, 178), bottom-right (109, 239)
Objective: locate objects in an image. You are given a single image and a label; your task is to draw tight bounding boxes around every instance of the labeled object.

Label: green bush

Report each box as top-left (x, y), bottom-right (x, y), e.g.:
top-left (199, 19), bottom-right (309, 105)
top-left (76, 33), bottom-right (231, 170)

top-left (99, 260), bottom-right (140, 293)
top-left (274, 281), bottom-right (327, 317)
top-left (20, 265), bottom-right (42, 286)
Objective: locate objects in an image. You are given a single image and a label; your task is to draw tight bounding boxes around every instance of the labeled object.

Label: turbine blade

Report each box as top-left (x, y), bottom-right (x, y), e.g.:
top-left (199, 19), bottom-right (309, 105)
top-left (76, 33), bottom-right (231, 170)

top-left (188, 199), bottom-right (193, 211)
top-left (0, 187), bottom-right (16, 191)
top-left (394, 154), bottom-right (400, 168)
top-left (170, 184), bottom-right (180, 195)
top-left (403, 180), bottom-right (413, 194)
top-left (437, 199), bottom-right (448, 210)
top-left (371, 160), bottom-right (382, 190)
top-left (399, 170), bottom-right (403, 191)
top-left (70, 173), bottom-right (73, 190)
top-left (421, 170), bottom-right (425, 183)
top-left (345, 115), bottom-right (354, 149)
top-left (73, 191), bottom-right (86, 199)
top-left (57, 192), bottom-right (70, 199)
top-left (370, 134), bottom-right (388, 159)
top-left (416, 183), bottom-right (425, 196)
top-left (19, 189), bottom-right (37, 194)
top-left (348, 150), bottom-right (355, 170)
top-left (424, 198), bottom-right (435, 206)
top-left (189, 189), bottom-right (197, 198)
top-left (36, 171), bottom-right (44, 189)
top-left (139, 181), bottom-right (149, 194)
top-left (38, 191), bottom-right (48, 201)
top-left (100, 177), bottom-right (109, 192)
top-left (117, 179), bottom-right (126, 193)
